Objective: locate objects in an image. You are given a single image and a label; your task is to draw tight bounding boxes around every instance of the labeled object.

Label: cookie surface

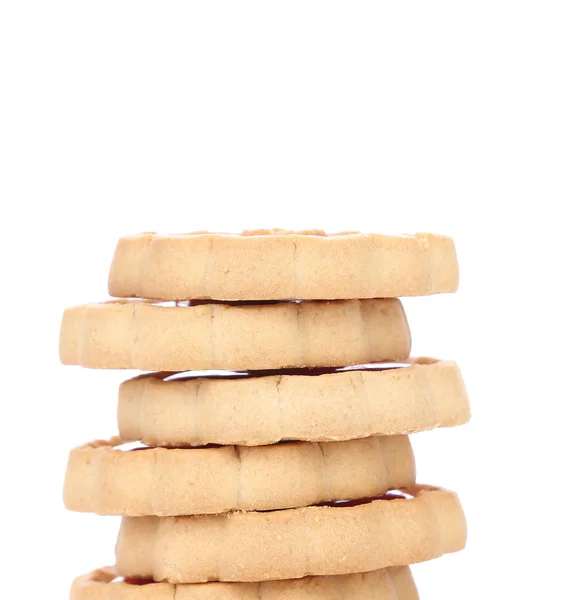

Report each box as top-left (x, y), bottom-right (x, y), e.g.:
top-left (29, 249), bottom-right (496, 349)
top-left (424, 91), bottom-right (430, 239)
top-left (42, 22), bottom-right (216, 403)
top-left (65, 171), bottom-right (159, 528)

top-left (64, 435), bottom-right (414, 516)
top-left (71, 566), bottom-right (419, 599)
top-left (115, 485), bottom-right (466, 583)
top-left (108, 230), bottom-right (458, 301)
top-left (119, 358), bottom-right (470, 447)
top-left (59, 298), bottom-right (411, 370)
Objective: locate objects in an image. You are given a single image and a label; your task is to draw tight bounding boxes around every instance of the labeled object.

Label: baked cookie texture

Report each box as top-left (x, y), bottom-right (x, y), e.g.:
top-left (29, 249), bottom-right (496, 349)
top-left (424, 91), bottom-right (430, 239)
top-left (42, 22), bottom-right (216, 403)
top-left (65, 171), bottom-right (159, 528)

top-left (64, 435), bottom-right (415, 516)
top-left (71, 566), bottom-right (419, 599)
top-left (118, 358), bottom-right (470, 446)
top-left (115, 486), bottom-right (467, 583)
top-left (108, 230), bottom-right (459, 301)
top-left (61, 230), bottom-right (468, 594)
top-left (59, 298), bottom-right (411, 370)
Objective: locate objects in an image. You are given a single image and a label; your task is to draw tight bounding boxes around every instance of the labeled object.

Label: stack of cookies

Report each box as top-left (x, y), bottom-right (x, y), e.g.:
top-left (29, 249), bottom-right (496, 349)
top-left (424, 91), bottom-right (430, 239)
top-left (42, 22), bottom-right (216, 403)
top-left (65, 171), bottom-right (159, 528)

top-left (60, 230), bottom-right (470, 599)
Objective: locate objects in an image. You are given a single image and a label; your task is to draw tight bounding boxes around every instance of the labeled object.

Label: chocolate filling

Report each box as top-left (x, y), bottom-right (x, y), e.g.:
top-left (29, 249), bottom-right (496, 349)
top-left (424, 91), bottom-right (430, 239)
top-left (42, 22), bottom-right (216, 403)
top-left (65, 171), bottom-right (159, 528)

top-left (182, 299), bottom-right (285, 307)
top-left (166, 298), bottom-right (392, 307)
top-left (317, 491), bottom-right (411, 508)
top-left (163, 363), bottom-right (408, 383)
top-left (123, 578), bottom-right (154, 586)
top-left (253, 492), bottom-right (412, 514)
top-left (128, 443), bottom-right (224, 451)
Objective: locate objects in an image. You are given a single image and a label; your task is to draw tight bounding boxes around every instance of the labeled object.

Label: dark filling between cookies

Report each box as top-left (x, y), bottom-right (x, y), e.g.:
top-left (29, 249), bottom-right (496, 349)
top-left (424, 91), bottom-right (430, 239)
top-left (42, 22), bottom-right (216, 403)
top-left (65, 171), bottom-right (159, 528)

top-left (127, 443), bottom-right (223, 451)
top-left (163, 362), bottom-right (409, 383)
top-left (317, 491), bottom-right (411, 508)
top-left (162, 298), bottom-right (394, 307)
top-left (253, 491), bottom-right (412, 514)
top-left (182, 299), bottom-right (286, 307)
top-left (123, 577), bottom-right (155, 586)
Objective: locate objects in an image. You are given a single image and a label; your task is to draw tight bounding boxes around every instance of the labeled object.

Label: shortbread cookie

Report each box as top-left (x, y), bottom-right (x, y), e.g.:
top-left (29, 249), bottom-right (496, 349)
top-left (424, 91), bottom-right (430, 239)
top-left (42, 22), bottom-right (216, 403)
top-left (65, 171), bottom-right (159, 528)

top-left (59, 298), bottom-right (411, 370)
top-left (115, 485), bottom-right (466, 583)
top-left (108, 230), bottom-right (458, 300)
top-left (71, 566), bottom-right (419, 599)
top-left (119, 358), bottom-right (470, 447)
top-left (64, 435), bottom-right (414, 516)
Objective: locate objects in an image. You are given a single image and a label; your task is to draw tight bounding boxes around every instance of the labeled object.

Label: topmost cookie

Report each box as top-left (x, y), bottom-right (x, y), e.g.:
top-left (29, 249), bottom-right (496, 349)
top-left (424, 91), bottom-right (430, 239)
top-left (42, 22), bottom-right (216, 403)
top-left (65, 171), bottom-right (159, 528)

top-left (109, 230), bottom-right (459, 301)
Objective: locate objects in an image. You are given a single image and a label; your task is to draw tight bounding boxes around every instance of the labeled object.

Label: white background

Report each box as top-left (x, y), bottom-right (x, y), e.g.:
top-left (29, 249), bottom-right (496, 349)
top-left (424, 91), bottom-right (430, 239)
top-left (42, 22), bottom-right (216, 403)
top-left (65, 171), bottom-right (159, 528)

top-left (1, 2), bottom-right (562, 598)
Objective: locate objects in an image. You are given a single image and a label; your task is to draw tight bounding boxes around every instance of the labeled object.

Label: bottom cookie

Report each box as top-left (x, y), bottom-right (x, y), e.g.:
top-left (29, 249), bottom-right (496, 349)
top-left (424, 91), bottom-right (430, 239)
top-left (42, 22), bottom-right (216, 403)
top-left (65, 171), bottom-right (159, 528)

top-left (71, 566), bottom-right (419, 599)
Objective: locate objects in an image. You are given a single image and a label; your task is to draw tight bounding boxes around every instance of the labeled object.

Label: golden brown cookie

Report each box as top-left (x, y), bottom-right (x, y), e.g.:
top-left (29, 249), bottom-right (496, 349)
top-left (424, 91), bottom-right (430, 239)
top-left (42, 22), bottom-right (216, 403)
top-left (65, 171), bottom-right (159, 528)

top-left (64, 435), bottom-right (415, 516)
top-left (108, 230), bottom-right (458, 301)
top-left (115, 485), bottom-right (466, 583)
top-left (119, 358), bottom-right (470, 447)
top-left (71, 566), bottom-right (419, 599)
top-left (59, 298), bottom-right (411, 370)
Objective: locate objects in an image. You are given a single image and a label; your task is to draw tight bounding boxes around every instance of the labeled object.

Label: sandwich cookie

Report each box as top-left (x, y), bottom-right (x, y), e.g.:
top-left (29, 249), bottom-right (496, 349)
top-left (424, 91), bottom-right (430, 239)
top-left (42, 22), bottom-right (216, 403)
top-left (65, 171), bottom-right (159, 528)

top-left (118, 358), bottom-right (470, 447)
top-left (115, 485), bottom-right (466, 583)
top-left (64, 435), bottom-right (415, 516)
top-left (59, 298), bottom-right (411, 370)
top-left (109, 230), bottom-right (458, 301)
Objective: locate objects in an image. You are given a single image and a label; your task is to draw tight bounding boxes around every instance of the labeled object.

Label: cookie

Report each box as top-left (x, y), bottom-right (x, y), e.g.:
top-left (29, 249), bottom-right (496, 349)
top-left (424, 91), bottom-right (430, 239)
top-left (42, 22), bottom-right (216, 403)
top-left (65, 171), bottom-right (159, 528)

top-left (64, 435), bottom-right (415, 516)
top-left (71, 566), bottom-right (419, 599)
top-left (108, 230), bottom-right (458, 301)
top-left (119, 358), bottom-right (470, 447)
top-left (115, 485), bottom-right (466, 583)
top-left (59, 298), bottom-right (411, 370)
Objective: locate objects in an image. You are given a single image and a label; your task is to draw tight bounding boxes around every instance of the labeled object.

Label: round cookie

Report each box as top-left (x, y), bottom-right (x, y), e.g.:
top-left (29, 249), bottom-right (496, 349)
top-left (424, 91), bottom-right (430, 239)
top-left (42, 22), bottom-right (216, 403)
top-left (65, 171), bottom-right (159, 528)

top-left (59, 298), bottom-right (411, 370)
top-left (115, 485), bottom-right (466, 583)
top-left (108, 230), bottom-right (458, 301)
top-left (118, 358), bottom-right (470, 447)
top-left (64, 436), bottom-right (415, 516)
top-left (71, 566), bottom-right (419, 599)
